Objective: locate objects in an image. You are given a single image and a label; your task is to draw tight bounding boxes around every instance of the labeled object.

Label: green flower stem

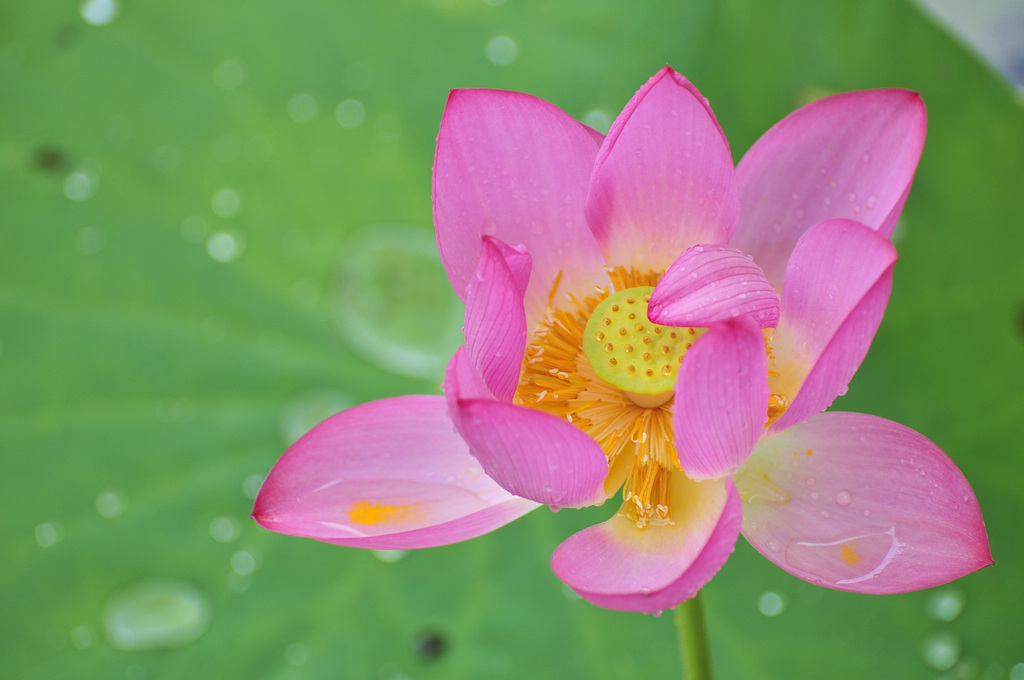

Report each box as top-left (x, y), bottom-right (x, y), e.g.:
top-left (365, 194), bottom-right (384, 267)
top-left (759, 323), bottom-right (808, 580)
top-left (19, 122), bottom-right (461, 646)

top-left (675, 592), bottom-right (712, 680)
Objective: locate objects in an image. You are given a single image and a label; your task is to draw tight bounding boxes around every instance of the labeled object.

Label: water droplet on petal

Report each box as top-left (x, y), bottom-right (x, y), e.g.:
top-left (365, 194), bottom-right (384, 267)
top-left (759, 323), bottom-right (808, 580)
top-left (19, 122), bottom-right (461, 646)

top-left (103, 579), bottom-right (211, 651)
top-left (785, 527), bottom-right (901, 587)
top-left (866, 194), bottom-right (877, 209)
top-left (835, 490), bottom-right (852, 507)
top-left (861, 153), bottom-right (871, 163)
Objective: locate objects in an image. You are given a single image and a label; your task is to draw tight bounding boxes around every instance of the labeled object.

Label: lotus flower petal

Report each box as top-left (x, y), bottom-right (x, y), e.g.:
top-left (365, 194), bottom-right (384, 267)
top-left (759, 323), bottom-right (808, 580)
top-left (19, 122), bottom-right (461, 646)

top-left (673, 316), bottom-right (769, 480)
top-left (552, 477), bottom-right (741, 613)
top-left (464, 237), bottom-right (530, 402)
top-left (253, 396), bottom-right (539, 549)
top-left (586, 67), bottom-right (738, 272)
top-left (734, 89), bottom-right (925, 287)
top-left (769, 219), bottom-right (896, 432)
top-left (736, 412), bottom-right (992, 593)
top-left (648, 244), bottom-right (780, 328)
top-left (433, 88), bottom-right (607, 327)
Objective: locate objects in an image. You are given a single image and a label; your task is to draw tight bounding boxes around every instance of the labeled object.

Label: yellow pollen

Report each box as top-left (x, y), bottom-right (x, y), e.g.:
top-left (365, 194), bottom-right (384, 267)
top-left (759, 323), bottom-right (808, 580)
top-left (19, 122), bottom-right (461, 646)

top-left (513, 269), bottom-right (790, 530)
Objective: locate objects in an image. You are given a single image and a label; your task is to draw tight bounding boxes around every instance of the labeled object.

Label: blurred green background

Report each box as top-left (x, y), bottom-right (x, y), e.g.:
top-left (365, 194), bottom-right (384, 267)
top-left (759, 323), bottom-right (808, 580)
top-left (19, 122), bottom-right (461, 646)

top-left (3, 0), bottom-right (1022, 678)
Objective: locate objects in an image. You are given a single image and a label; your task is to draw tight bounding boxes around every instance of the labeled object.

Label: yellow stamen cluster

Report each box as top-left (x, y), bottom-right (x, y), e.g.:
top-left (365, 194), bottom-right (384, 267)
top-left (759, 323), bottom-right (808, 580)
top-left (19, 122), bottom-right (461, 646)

top-left (516, 268), bottom-right (686, 528)
top-left (514, 267), bottom-right (790, 529)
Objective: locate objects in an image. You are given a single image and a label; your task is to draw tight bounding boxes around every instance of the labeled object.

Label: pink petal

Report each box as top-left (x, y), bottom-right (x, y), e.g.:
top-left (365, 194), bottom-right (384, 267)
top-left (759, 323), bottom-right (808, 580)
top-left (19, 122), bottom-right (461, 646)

top-left (444, 348), bottom-right (608, 509)
top-left (736, 412), bottom-right (992, 593)
top-left (734, 89), bottom-right (926, 287)
top-left (253, 395), bottom-right (539, 549)
top-left (464, 237), bottom-right (529, 403)
top-left (442, 345), bottom-right (491, 435)
top-left (433, 88), bottom-right (607, 327)
top-left (453, 397), bottom-right (609, 508)
top-left (769, 219), bottom-right (896, 432)
top-left (673, 316), bottom-right (768, 480)
top-left (552, 477), bottom-right (742, 613)
top-left (585, 67), bottom-right (739, 272)
top-left (648, 244), bottom-right (780, 328)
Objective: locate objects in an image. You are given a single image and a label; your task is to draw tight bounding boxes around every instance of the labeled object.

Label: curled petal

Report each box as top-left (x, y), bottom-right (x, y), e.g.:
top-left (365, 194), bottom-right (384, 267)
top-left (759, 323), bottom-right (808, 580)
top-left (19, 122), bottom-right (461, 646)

top-left (586, 67), bottom-right (738, 272)
top-left (770, 219), bottom-right (896, 432)
top-left (446, 366), bottom-right (608, 508)
top-left (736, 412), bottom-right (992, 593)
top-left (673, 316), bottom-right (769, 479)
top-left (734, 89), bottom-right (926, 287)
top-left (253, 396), bottom-right (539, 549)
top-left (433, 88), bottom-right (606, 327)
top-left (552, 477), bottom-right (742, 613)
top-left (465, 237), bottom-right (529, 402)
top-left (648, 244), bottom-right (780, 328)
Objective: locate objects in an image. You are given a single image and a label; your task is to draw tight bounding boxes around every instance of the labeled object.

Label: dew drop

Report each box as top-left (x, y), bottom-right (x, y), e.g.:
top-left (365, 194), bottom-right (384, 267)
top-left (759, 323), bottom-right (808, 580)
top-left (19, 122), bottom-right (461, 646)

top-left (835, 490), bottom-right (852, 507)
top-left (103, 579), bottom-right (211, 651)
top-left (810, 491), bottom-right (820, 500)
top-left (1011, 662), bottom-right (1024, 680)
top-left (372, 549), bottom-right (408, 563)
top-left (35, 521), bottom-right (64, 547)
top-left (921, 631), bottom-right (961, 671)
top-left (287, 93), bottom-right (317, 123)
top-left (805, 477), bottom-right (816, 487)
top-left (214, 59), bottom-right (244, 90)
top-left (485, 35), bottom-right (518, 66)
top-left (211, 187), bottom-right (240, 217)
top-left (80, 0), bottom-right (118, 26)
top-left (757, 591), bottom-right (785, 616)
top-left (582, 109), bottom-right (611, 134)
top-left (332, 225), bottom-right (463, 379)
top-left (866, 194), bottom-right (877, 209)
top-left (230, 550), bottom-right (257, 575)
top-left (861, 152), bottom-right (871, 163)
top-left (96, 489), bottom-right (127, 518)
top-left (209, 516), bottom-right (240, 543)
top-left (794, 207), bottom-right (805, 219)
top-left (206, 232), bottom-right (243, 263)
top-left (64, 161), bottom-right (100, 201)
top-left (925, 587), bottom-right (966, 622)
top-left (847, 192), bottom-right (856, 202)
top-left (771, 221), bottom-right (782, 233)
top-left (336, 99), bottom-right (366, 128)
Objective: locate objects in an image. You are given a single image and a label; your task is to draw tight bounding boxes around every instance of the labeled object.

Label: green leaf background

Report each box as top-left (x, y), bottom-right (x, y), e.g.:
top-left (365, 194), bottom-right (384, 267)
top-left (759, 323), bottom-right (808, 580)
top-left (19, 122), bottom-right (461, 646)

top-left (2, 0), bottom-right (1021, 678)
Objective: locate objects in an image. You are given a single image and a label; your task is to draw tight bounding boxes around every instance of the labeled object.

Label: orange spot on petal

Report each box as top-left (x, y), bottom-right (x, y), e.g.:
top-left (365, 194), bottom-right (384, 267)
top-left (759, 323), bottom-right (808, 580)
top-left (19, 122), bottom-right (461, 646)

top-left (840, 541), bottom-right (862, 565)
top-left (348, 500), bottom-right (417, 526)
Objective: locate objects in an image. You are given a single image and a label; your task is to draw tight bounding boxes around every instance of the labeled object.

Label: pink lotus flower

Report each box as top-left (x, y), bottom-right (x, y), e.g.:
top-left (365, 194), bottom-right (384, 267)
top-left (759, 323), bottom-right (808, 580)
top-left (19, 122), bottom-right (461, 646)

top-left (253, 67), bottom-right (992, 613)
